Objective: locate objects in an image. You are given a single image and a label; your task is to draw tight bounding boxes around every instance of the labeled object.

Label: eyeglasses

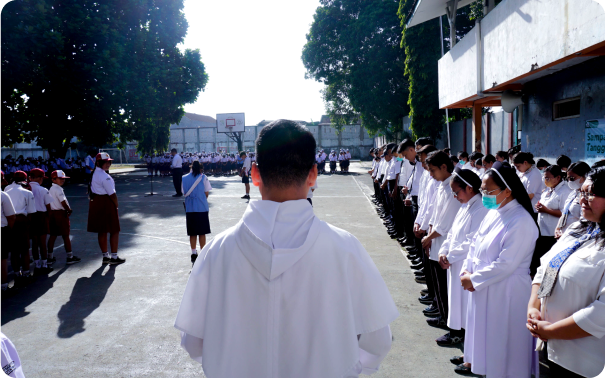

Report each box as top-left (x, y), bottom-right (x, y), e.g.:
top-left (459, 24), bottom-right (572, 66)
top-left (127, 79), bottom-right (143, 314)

top-left (479, 188), bottom-right (502, 196)
top-left (579, 191), bottom-right (600, 202)
top-left (452, 188), bottom-right (463, 198)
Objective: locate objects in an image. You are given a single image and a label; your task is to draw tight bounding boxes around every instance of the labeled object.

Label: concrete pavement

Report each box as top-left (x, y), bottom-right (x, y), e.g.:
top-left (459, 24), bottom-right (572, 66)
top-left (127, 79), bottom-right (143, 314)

top-left (2, 163), bottom-right (474, 377)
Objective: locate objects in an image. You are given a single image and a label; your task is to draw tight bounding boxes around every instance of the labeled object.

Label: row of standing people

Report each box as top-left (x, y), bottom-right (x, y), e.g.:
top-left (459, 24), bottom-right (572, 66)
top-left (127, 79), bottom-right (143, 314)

top-left (1, 152), bottom-right (126, 296)
top-left (370, 141), bottom-right (604, 378)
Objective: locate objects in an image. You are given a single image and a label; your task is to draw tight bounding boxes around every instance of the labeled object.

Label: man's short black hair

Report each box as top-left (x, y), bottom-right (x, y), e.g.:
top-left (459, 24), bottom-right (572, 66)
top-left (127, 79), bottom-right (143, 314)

top-left (386, 143), bottom-right (397, 154)
top-left (239, 151), bottom-right (247, 157)
top-left (255, 119), bottom-right (316, 189)
top-left (484, 154), bottom-right (496, 164)
top-left (556, 155), bottom-right (572, 169)
top-left (426, 150), bottom-right (454, 173)
top-left (171, 148), bottom-right (177, 153)
top-left (457, 151), bottom-right (469, 159)
top-left (398, 139), bottom-right (415, 153)
top-left (415, 137), bottom-right (433, 148)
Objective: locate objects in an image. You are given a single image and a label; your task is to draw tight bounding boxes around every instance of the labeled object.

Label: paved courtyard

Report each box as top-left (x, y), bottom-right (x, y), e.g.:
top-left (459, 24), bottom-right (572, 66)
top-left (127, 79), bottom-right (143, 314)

top-left (2, 162), bottom-right (473, 377)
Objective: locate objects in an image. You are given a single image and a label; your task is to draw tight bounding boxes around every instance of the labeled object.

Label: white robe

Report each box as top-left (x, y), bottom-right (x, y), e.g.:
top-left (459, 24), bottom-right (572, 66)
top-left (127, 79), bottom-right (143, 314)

top-left (438, 194), bottom-right (488, 330)
top-left (428, 176), bottom-right (461, 261)
top-left (461, 199), bottom-right (539, 377)
top-left (175, 200), bottom-right (399, 378)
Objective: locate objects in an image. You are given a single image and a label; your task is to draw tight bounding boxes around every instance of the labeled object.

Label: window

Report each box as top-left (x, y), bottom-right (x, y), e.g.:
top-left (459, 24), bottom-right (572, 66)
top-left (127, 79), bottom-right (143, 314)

top-left (553, 97), bottom-right (580, 121)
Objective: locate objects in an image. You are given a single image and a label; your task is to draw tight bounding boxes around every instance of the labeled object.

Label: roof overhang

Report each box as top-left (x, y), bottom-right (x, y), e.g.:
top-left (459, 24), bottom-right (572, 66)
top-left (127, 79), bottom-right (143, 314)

top-left (406, 0), bottom-right (475, 28)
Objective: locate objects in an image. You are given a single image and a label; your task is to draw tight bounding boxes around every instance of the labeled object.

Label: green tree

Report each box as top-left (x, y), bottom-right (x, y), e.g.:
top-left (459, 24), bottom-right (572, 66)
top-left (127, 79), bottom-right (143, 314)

top-left (302, 0), bottom-right (409, 140)
top-left (1, 0), bottom-right (207, 158)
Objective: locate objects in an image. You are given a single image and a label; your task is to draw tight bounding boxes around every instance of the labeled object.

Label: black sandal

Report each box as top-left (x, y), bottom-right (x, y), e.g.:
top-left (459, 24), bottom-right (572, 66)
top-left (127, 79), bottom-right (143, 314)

top-left (454, 363), bottom-right (472, 375)
top-left (450, 355), bottom-right (464, 365)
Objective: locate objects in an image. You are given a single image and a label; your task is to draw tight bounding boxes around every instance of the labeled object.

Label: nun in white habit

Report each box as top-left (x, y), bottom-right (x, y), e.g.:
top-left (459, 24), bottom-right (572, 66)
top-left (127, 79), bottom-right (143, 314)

top-left (175, 120), bottom-right (399, 378)
top-left (460, 161), bottom-right (539, 378)
top-left (437, 167), bottom-right (487, 367)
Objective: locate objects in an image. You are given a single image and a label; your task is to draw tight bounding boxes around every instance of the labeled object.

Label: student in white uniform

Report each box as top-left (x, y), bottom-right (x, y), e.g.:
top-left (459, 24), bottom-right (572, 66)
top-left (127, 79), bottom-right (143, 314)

top-left (514, 152), bottom-right (544, 216)
top-left (48, 170), bottom-right (80, 266)
top-left (175, 120), bottom-right (398, 377)
top-left (421, 151), bottom-right (462, 331)
top-left (555, 161), bottom-right (591, 238)
top-left (438, 167), bottom-right (487, 373)
top-left (533, 165), bottom-right (572, 274)
top-left (87, 153), bottom-right (125, 265)
top-left (1, 184), bottom-right (17, 294)
top-left (528, 167), bottom-right (605, 378)
top-left (5, 171), bottom-right (36, 285)
top-left (28, 168), bottom-right (53, 275)
top-left (240, 152), bottom-right (251, 200)
top-left (461, 161), bottom-right (539, 378)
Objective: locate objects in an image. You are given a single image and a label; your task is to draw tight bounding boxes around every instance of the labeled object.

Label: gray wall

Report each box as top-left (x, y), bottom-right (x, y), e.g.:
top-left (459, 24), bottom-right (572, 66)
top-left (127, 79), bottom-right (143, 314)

top-left (521, 56), bottom-right (605, 165)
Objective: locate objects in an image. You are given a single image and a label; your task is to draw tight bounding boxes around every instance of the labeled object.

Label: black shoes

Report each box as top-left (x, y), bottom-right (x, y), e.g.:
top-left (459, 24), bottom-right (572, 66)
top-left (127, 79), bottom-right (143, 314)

top-left (450, 356), bottom-right (464, 365)
top-left (102, 256), bottom-right (111, 265)
top-left (34, 266), bottom-right (54, 276)
top-left (423, 306), bottom-right (440, 317)
top-left (191, 254), bottom-right (198, 265)
top-left (47, 256), bottom-right (57, 265)
top-left (454, 364), bottom-right (472, 375)
top-left (426, 316), bottom-right (449, 329)
top-left (66, 256), bottom-right (82, 265)
top-left (241, 194), bottom-right (250, 199)
top-left (109, 256), bottom-right (126, 265)
top-left (415, 276), bottom-right (427, 284)
top-left (436, 332), bottom-right (464, 346)
top-left (418, 295), bottom-right (434, 305)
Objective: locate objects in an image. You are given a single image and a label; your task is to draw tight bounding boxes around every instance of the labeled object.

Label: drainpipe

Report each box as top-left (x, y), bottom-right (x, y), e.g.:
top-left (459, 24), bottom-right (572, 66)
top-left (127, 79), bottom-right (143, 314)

top-left (440, 16), bottom-right (451, 149)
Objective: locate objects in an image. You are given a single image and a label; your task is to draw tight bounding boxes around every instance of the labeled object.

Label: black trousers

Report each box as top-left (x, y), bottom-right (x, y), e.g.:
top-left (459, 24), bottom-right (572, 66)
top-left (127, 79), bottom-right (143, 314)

top-left (422, 251), bottom-right (437, 306)
top-left (531, 235), bottom-right (557, 276)
top-left (410, 196), bottom-right (420, 251)
top-left (393, 187), bottom-right (405, 237)
top-left (172, 168), bottom-right (183, 195)
top-left (430, 258), bottom-right (449, 321)
top-left (385, 180), bottom-right (397, 219)
top-left (548, 358), bottom-right (586, 378)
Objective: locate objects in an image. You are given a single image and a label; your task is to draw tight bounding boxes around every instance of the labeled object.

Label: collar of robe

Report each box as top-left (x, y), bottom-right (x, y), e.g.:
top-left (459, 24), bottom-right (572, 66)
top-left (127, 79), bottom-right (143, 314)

top-left (237, 199), bottom-right (321, 281)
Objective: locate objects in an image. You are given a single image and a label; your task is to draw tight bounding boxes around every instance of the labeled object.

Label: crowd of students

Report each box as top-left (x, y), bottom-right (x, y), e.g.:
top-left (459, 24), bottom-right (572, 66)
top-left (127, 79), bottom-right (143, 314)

top-left (144, 151), bottom-right (253, 177)
top-left (2, 155), bottom-right (91, 182)
top-left (369, 140), bottom-right (605, 378)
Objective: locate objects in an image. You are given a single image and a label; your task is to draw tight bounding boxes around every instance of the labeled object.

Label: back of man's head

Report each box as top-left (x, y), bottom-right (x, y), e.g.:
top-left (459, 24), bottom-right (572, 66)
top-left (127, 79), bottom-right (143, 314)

top-left (256, 119), bottom-right (316, 189)
top-left (415, 137), bottom-right (433, 148)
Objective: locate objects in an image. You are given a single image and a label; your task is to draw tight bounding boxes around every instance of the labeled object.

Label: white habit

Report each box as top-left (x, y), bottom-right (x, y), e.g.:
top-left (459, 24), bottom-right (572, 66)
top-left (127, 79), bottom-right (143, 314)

top-left (438, 194), bottom-right (488, 330)
top-left (461, 199), bottom-right (539, 377)
top-left (428, 176), bottom-right (461, 261)
top-left (175, 200), bottom-right (399, 378)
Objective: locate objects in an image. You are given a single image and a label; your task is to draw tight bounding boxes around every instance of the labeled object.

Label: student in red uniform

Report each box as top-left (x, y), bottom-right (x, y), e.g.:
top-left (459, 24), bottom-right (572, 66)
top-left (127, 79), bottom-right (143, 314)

top-left (48, 170), bottom-right (81, 265)
top-left (4, 171), bottom-right (36, 286)
top-left (87, 153), bottom-right (125, 265)
top-left (28, 168), bottom-right (54, 275)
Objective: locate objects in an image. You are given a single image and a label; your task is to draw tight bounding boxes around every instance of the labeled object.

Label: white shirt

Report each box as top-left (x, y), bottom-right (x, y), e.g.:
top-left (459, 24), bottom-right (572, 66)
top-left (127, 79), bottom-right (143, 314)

top-left (242, 157), bottom-right (251, 176)
top-left (417, 175), bottom-right (438, 231)
top-left (29, 182), bottom-right (52, 212)
top-left (405, 161), bottom-right (424, 196)
top-left (90, 169), bottom-right (116, 196)
top-left (329, 154), bottom-right (337, 162)
top-left (175, 200), bottom-right (398, 378)
top-left (398, 159), bottom-right (412, 187)
top-left (384, 158), bottom-right (400, 181)
top-left (49, 183), bottom-right (69, 210)
top-left (533, 226), bottom-right (605, 378)
top-left (520, 166), bottom-right (545, 212)
top-left (171, 154), bottom-right (183, 169)
top-left (558, 190), bottom-right (582, 233)
top-left (538, 181), bottom-right (572, 236)
top-left (4, 183), bottom-right (35, 216)
top-left (1, 192), bottom-right (16, 228)
top-left (428, 176), bottom-right (462, 260)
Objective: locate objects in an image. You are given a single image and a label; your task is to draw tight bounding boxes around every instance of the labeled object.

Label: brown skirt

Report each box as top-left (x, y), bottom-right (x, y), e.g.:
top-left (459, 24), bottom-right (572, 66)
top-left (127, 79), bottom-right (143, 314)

top-left (87, 194), bottom-right (120, 233)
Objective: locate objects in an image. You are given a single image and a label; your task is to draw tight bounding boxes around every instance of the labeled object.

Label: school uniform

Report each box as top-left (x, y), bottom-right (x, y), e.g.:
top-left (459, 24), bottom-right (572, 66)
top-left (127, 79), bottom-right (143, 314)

top-left (29, 181), bottom-right (52, 236)
top-left (533, 181), bottom-right (573, 274)
top-left (401, 160), bottom-right (422, 248)
top-left (241, 157), bottom-right (251, 184)
top-left (182, 172), bottom-right (212, 236)
top-left (556, 189), bottom-right (582, 234)
top-left (171, 154), bottom-right (184, 196)
top-left (87, 168), bottom-right (120, 233)
top-left (48, 183), bottom-right (71, 236)
top-left (175, 200), bottom-right (398, 377)
top-left (520, 166), bottom-right (545, 214)
top-left (462, 199), bottom-right (538, 377)
top-left (427, 176), bottom-right (461, 321)
top-left (5, 182), bottom-right (36, 273)
top-left (329, 154), bottom-right (337, 172)
top-left (1, 192), bottom-right (16, 261)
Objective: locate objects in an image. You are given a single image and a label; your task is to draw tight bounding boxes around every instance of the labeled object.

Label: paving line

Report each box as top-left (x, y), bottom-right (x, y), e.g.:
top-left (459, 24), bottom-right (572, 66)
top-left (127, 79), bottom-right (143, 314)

top-left (70, 228), bottom-right (192, 245)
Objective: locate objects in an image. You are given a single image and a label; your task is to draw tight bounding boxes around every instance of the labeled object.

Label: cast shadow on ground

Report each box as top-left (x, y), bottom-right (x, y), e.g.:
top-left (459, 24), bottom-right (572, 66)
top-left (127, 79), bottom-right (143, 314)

top-left (1, 266), bottom-right (70, 326)
top-left (56, 265), bottom-right (116, 338)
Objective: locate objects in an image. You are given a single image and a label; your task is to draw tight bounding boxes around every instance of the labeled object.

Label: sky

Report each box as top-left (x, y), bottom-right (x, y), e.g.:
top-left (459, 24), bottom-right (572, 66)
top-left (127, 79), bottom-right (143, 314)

top-left (179, 0), bottom-right (327, 125)
top-left (0, 0), bottom-right (327, 126)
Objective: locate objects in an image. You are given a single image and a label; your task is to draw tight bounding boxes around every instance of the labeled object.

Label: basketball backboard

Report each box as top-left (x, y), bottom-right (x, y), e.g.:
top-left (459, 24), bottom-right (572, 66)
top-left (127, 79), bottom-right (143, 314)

top-left (216, 113), bottom-right (245, 133)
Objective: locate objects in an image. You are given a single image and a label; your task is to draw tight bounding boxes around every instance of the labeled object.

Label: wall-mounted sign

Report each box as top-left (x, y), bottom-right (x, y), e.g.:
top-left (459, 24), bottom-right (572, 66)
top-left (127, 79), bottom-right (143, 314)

top-left (585, 119), bottom-right (605, 164)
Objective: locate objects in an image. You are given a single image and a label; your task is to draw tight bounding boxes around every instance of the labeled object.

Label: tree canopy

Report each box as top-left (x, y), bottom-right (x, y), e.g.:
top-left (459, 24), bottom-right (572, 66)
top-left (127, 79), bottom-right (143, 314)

top-left (1, 0), bottom-right (208, 157)
top-left (302, 0), bottom-right (409, 140)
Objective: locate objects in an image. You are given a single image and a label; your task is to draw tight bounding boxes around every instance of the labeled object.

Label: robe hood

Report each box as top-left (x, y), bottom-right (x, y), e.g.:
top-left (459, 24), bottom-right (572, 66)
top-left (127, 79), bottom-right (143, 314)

top-left (237, 199), bottom-right (320, 281)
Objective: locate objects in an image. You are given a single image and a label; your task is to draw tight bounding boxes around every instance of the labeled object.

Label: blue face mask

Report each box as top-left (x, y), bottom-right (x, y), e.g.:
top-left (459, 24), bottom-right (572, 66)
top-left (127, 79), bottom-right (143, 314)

top-left (482, 190), bottom-right (503, 210)
top-left (396, 157), bottom-right (403, 162)
top-left (459, 161), bottom-right (466, 166)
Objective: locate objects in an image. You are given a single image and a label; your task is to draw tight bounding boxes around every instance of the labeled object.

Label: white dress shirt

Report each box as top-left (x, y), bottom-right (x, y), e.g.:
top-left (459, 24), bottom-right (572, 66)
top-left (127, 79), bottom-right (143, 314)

top-left (538, 181), bottom-right (572, 236)
top-left (90, 169), bottom-right (116, 196)
top-left (521, 166), bottom-right (545, 212)
top-left (428, 176), bottom-right (462, 261)
top-left (1, 192), bottom-right (16, 227)
top-left (171, 154), bottom-right (183, 169)
top-left (405, 161), bottom-right (424, 196)
top-left (533, 227), bottom-right (605, 377)
top-left (384, 158), bottom-right (400, 180)
top-left (398, 159), bottom-right (412, 187)
top-left (49, 183), bottom-right (69, 210)
top-left (4, 183), bottom-right (36, 216)
top-left (29, 182), bottom-right (52, 212)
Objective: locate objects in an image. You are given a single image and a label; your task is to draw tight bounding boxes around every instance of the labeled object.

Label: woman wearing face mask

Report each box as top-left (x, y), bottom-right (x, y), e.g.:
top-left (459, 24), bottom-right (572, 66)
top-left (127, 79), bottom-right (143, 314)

top-left (527, 167), bottom-right (605, 378)
top-left (536, 159), bottom-right (550, 174)
top-left (532, 165), bottom-right (572, 275)
top-left (437, 167), bottom-right (488, 373)
top-left (555, 162), bottom-right (591, 239)
top-left (460, 161), bottom-right (539, 378)
top-left (514, 152), bottom-right (545, 217)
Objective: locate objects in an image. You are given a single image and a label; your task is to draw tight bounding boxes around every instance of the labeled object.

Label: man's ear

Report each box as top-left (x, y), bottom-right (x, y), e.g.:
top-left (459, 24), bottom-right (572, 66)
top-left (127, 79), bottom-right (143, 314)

top-left (307, 164), bottom-right (318, 188)
top-left (251, 163), bottom-right (262, 187)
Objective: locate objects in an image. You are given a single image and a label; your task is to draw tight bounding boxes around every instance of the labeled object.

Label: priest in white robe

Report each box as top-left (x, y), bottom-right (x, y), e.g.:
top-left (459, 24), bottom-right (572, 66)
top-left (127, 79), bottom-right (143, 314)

top-left (175, 120), bottom-right (399, 378)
